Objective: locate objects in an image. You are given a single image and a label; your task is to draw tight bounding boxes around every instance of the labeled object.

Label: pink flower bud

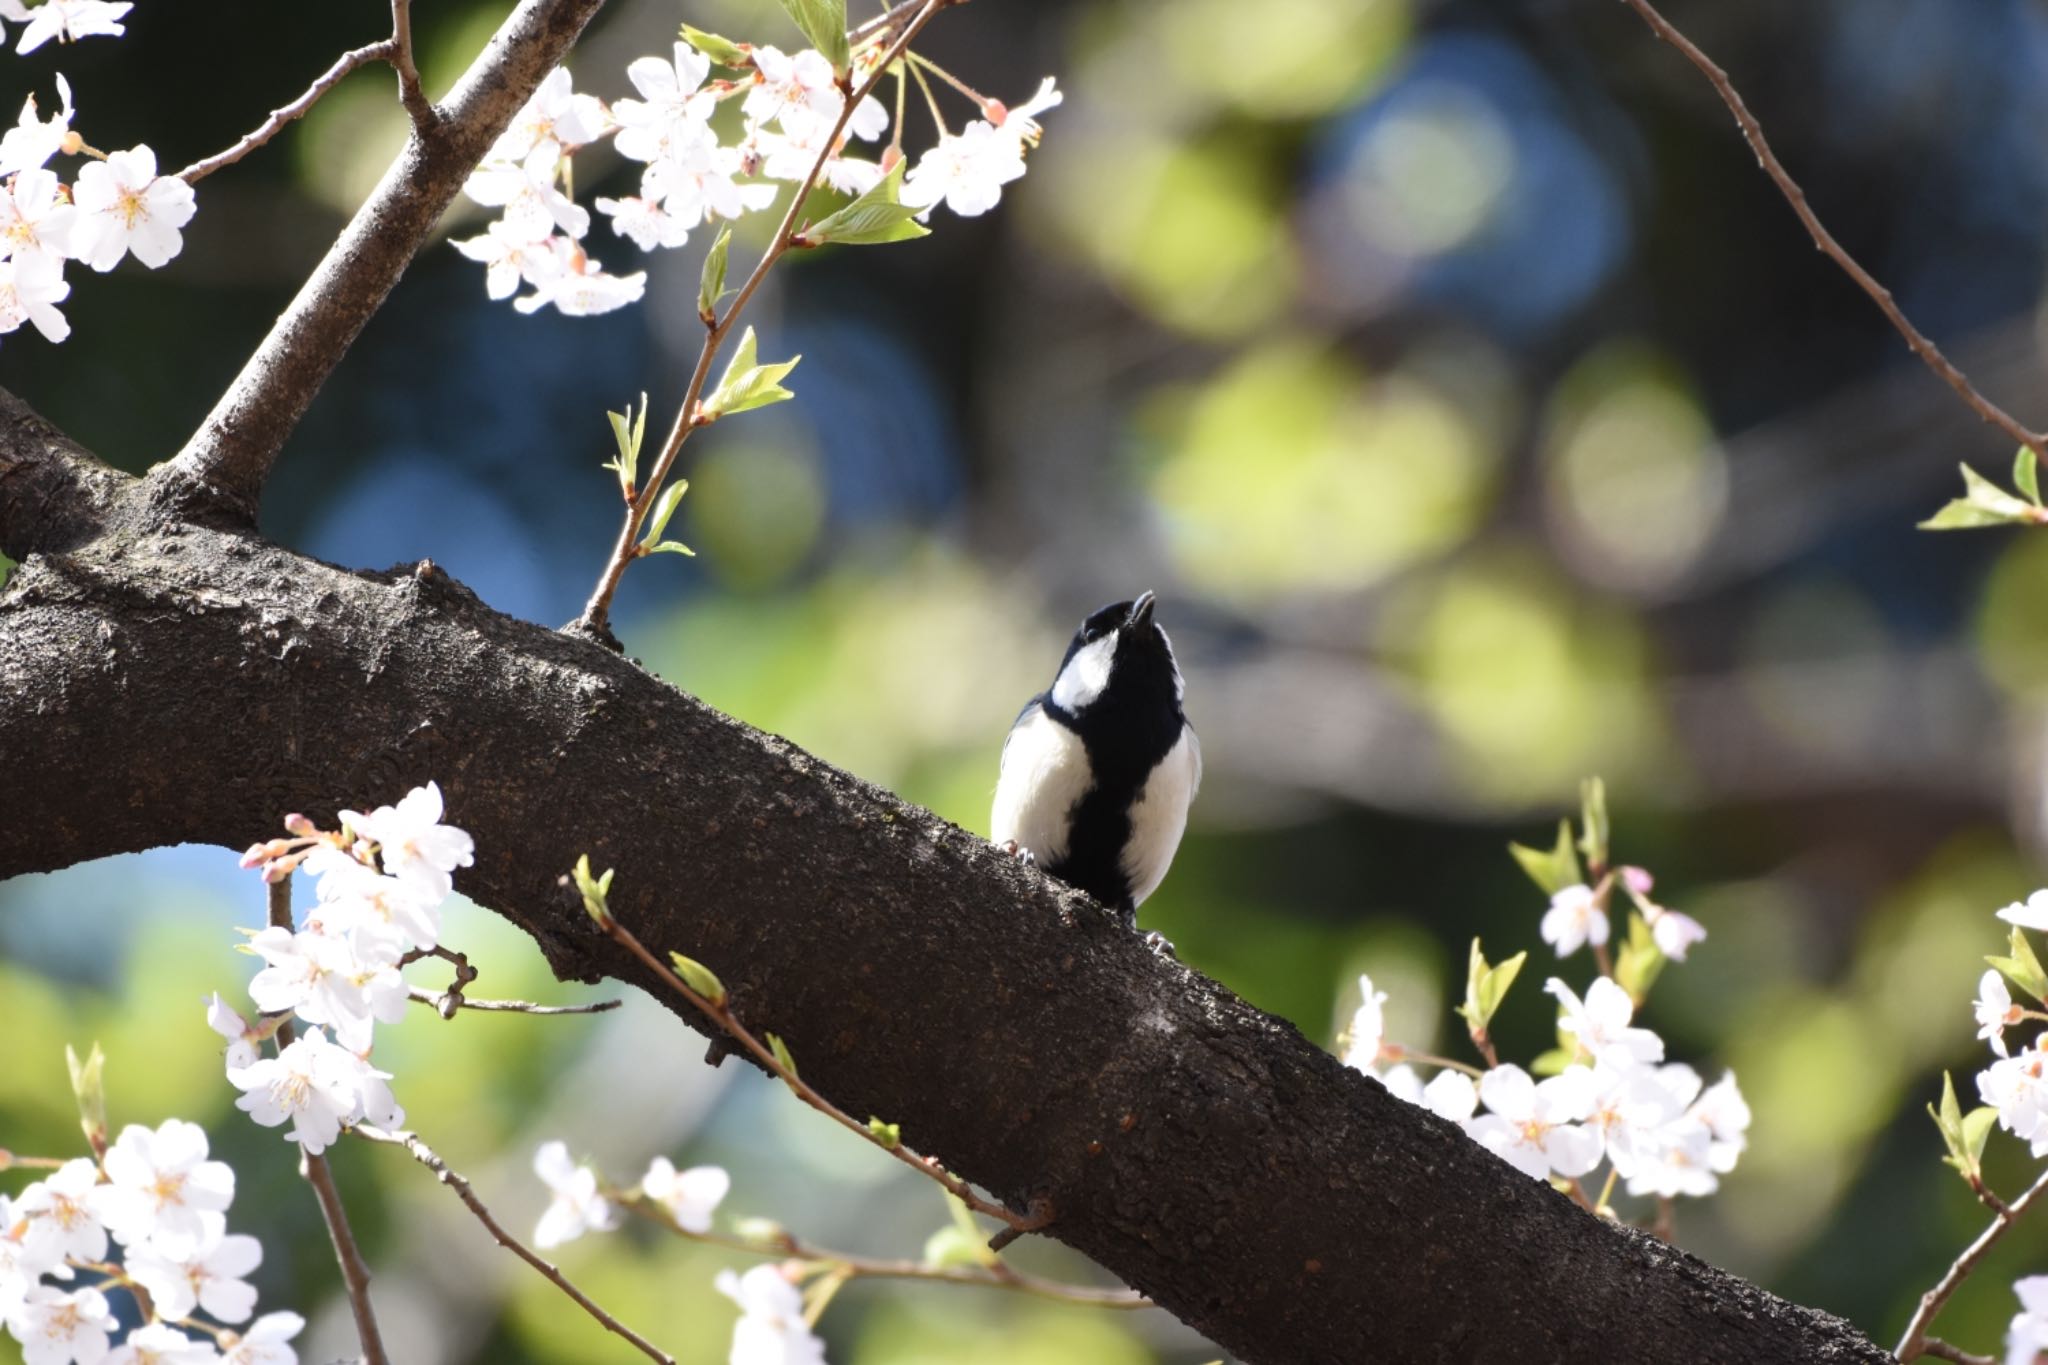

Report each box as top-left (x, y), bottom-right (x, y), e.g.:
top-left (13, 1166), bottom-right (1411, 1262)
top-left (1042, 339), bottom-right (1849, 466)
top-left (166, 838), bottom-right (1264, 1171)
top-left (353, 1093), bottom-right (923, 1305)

top-left (239, 845), bottom-right (267, 868)
top-left (283, 813), bottom-right (317, 836)
top-left (983, 98), bottom-right (1009, 125)
top-left (1621, 865), bottom-right (1654, 896)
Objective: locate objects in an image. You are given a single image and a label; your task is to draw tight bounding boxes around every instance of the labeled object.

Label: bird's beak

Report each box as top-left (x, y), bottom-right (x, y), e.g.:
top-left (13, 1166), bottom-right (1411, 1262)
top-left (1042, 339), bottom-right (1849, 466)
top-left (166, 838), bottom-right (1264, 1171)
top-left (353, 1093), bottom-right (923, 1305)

top-left (1126, 591), bottom-right (1156, 630)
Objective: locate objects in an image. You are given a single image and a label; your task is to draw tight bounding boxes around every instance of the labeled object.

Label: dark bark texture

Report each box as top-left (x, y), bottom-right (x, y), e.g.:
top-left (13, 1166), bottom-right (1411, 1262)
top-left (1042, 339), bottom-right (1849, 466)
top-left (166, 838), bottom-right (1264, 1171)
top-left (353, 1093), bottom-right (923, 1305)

top-left (0, 395), bottom-right (1889, 1365)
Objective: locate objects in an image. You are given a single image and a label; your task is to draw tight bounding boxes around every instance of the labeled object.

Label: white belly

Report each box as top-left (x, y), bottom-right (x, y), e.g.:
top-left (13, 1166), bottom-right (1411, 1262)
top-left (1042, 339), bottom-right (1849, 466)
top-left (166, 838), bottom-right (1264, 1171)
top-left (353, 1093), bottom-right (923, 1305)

top-left (1121, 726), bottom-right (1200, 906)
top-left (990, 704), bottom-right (1092, 864)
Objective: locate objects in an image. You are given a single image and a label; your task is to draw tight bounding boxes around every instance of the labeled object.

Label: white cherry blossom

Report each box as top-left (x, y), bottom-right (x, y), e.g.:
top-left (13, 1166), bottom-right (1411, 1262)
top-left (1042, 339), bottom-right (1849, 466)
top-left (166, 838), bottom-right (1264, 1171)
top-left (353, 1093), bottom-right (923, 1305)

top-left (5, 1284), bottom-right (116, 1365)
top-left (246, 925), bottom-right (405, 1053)
top-left (71, 146), bottom-right (197, 271)
top-left (1545, 976), bottom-right (1664, 1068)
top-left (218, 1313), bottom-right (302, 1365)
top-left (1979, 969), bottom-right (2027, 1058)
top-left (1539, 883), bottom-right (1608, 958)
top-left (205, 994), bottom-right (262, 1073)
top-left (302, 848), bottom-right (442, 956)
top-left (229, 1028), bottom-right (364, 1155)
top-left (900, 120), bottom-right (1026, 218)
top-left (1339, 973), bottom-right (1388, 1072)
top-left (342, 781), bottom-right (475, 902)
top-left (511, 241), bottom-right (645, 317)
top-left (450, 219), bottom-right (564, 302)
top-left (16, 1159), bottom-right (106, 1265)
top-left (96, 1119), bottom-right (236, 1257)
top-left (1689, 1071), bottom-right (1750, 1173)
top-left (107, 1322), bottom-right (221, 1365)
top-left (987, 76), bottom-right (1063, 143)
top-left (127, 1228), bottom-right (263, 1324)
top-left (533, 1141), bottom-right (618, 1249)
top-left (0, 169), bottom-right (77, 263)
top-left (612, 42), bottom-right (716, 165)
top-left (4, 0), bottom-right (130, 55)
top-left (640, 1158), bottom-right (728, 1234)
top-left (0, 249), bottom-right (70, 343)
top-left (461, 146), bottom-right (590, 243)
top-left (2002, 890), bottom-right (2048, 931)
top-left (1624, 1117), bottom-right (1720, 1198)
top-left (0, 77), bottom-right (75, 177)
top-left (643, 141), bottom-right (776, 227)
top-left (716, 1265), bottom-right (828, 1365)
top-left (596, 196), bottom-right (694, 252)
top-left (1643, 904), bottom-right (1707, 961)
top-left (2010, 1276), bottom-right (2048, 1365)
top-left (1581, 1062), bottom-right (1685, 1178)
top-left (488, 66), bottom-right (608, 165)
top-left (1468, 1064), bottom-right (1601, 1181)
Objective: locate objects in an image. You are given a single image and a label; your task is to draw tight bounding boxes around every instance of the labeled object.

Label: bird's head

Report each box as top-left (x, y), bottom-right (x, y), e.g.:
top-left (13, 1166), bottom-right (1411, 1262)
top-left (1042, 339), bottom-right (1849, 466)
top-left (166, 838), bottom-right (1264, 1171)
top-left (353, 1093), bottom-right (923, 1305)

top-left (1048, 590), bottom-right (1184, 718)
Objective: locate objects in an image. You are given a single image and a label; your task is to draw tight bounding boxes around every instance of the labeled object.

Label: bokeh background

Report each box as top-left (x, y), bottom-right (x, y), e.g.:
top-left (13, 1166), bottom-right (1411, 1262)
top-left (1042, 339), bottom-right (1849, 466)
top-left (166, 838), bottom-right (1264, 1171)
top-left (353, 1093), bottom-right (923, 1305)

top-left (6, 0), bottom-right (2048, 1358)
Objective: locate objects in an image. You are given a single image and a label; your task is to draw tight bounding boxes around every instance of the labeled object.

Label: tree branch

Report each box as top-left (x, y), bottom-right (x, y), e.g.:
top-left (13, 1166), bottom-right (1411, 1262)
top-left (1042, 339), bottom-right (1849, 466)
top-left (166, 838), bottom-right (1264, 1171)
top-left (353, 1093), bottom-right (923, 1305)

top-left (157, 0), bottom-right (609, 523)
top-left (1615, 0), bottom-right (2048, 460)
top-left (1895, 1167), bottom-right (2048, 1361)
top-left (0, 394), bottom-right (1890, 1365)
top-left (176, 40), bottom-right (399, 185)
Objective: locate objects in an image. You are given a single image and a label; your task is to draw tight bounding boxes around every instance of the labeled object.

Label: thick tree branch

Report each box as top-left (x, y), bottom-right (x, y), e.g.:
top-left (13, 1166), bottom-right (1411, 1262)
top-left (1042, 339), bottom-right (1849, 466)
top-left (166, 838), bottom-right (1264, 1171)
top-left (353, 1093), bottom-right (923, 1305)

top-left (0, 396), bottom-right (1889, 1365)
top-left (157, 0), bottom-right (609, 523)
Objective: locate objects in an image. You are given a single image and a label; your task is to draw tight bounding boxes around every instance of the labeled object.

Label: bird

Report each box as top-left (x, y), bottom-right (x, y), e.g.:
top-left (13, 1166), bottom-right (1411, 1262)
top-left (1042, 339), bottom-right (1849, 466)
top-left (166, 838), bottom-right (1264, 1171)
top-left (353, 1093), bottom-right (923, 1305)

top-left (991, 591), bottom-right (1201, 929)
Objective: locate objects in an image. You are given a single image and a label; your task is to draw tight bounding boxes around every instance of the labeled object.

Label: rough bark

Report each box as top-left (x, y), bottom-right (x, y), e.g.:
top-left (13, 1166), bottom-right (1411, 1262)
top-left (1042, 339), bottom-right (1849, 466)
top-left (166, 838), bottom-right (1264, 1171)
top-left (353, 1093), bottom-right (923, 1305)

top-left (0, 401), bottom-right (1890, 1365)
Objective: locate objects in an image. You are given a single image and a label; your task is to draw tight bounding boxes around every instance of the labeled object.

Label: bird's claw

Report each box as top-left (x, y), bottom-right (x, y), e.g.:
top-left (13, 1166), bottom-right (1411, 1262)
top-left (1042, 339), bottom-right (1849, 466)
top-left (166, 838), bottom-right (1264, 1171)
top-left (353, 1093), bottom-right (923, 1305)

top-left (999, 839), bottom-right (1037, 867)
top-left (1141, 929), bottom-right (1177, 959)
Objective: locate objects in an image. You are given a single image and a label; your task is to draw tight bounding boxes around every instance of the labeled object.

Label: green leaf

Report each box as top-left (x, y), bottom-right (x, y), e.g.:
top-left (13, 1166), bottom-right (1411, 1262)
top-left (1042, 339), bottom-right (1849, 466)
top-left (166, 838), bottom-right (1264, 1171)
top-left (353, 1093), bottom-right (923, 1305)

top-left (1961, 1105), bottom-right (1999, 1173)
top-left (703, 326), bottom-right (801, 419)
top-left (767, 1031), bottom-right (800, 1080)
top-left (797, 162), bottom-right (931, 247)
top-left (775, 0), bottom-right (849, 75)
top-left (1577, 776), bottom-right (1610, 874)
top-left (1920, 463), bottom-right (2040, 530)
top-left (1988, 925), bottom-right (2048, 1004)
top-left (1528, 1047), bottom-right (1573, 1078)
top-left (1931, 1072), bottom-right (1992, 1182)
top-left (602, 392), bottom-right (649, 498)
top-left (65, 1042), bottom-right (106, 1150)
top-left (680, 24), bottom-right (750, 67)
top-left (2018, 447), bottom-right (2044, 507)
top-left (1614, 913), bottom-right (1665, 1004)
top-left (921, 1224), bottom-right (992, 1270)
top-left (1508, 820), bottom-right (1585, 896)
top-left (699, 226), bottom-right (732, 322)
top-left (571, 853), bottom-right (613, 928)
top-left (1457, 940), bottom-right (1527, 1033)
top-left (867, 1117), bottom-right (901, 1149)
top-left (640, 478), bottom-right (690, 550)
top-left (644, 540), bottom-right (696, 557)
top-left (668, 952), bottom-right (727, 1006)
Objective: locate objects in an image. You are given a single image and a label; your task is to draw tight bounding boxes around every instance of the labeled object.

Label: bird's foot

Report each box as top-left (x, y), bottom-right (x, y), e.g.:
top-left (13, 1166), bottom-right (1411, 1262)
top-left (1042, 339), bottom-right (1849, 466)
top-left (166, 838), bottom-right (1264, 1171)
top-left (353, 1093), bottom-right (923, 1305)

top-left (999, 839), bottom-right (1037, 867)
top-left (1141, 929), bottom-right (1178, 959)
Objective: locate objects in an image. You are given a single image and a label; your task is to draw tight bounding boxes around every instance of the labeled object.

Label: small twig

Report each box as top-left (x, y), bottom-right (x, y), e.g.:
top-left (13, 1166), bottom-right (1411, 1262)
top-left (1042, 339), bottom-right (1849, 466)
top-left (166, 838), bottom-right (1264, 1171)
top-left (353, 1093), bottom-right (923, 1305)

top-left (405, 986), bottom-right (622, 1016)
top-left (268, 880), bottom-right (389, 1365)
top-left (1896, 1168), bottom-right (2048, 1360)
top-left (598, 912), bottom-right (1048, 1235)
top-left (400, 943), bottom-right (479, 1016)
top-left (848, 0), bottom-right (930, 46)
top-left (1616, 0), bottom-right (2048, 460)
top-left (178, 40), bottom-right (398, 184)
top-left (1919, 1340), bottom-right (1996, 1365)
top-left (354, 1124), bottom-right (675, 1365)
top-left (390, 0), bottom-right (437, 129)
top-left (573, 0), bottom-right (956, 636)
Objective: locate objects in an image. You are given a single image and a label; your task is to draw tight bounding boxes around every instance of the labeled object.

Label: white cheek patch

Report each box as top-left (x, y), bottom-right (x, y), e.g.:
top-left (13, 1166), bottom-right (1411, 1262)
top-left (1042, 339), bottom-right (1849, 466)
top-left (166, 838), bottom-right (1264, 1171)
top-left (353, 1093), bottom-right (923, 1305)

top-left (990, 706), bottom-right (1092, 864)
top-left (1122, 725), bottom-right (1201, 907)
top-left (1051, 633), bottom-right (1116, 713)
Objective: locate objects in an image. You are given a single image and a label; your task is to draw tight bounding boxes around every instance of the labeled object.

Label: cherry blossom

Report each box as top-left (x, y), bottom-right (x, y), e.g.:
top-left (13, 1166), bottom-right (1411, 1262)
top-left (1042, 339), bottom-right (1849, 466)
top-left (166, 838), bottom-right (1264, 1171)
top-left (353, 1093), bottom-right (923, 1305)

top-left (0, 77), bottom-right (75, 177)
top-left (0, 1195), bottom-right (66, 1320)
top-left (0, 169), bottom-right (77, 263)
top-left (1623, 1117), bottom-right (1720, 1198)
top-left (461, 146), bottom-right (590, 244)
top-left (217, 1313), bottom-right (303, 1365)
top-left (900, 120), bottom-right (1027, 218)
top-left (510, 242), bottom-right (645, 318)
top-left (127, 1227), bottom-right (263, 1324)
top-left (96, 1120), bottom-right (236, 1258)
top-left (1339, 973), bottom-right (1387, 1072)
top-left (5, 1283), bottom-right (116, 1365)
top-left (1539, 883), bottom-right (1608, 958)
top-left (595, 196), bottom-right (693, 252)
top-left (1468, 1064), bottom-right (1601, 1181)
top-left (302, 847), bottom-right (443, 956)
top-left (533, 1141), bottom-right (618, 1249)
top-left (640, 1158), bottom-right (729, 1235)
top-left (16, 1160), bottom-right (107, 1265)
top-left (107, 1323), bottom-right (221, 1365)
top-left (612, 42), bottom-right (716, 165)
top-left (641, 141), bottom-right (776, 229)
top-left (1581, 1062), bottom-right (1686, 1178)
top-left (1979, 969), bottom-right (2027, 1058)
top-left (2010, 1276), bottom-right (2048, 1365)
top-left (246, 925), bottom-right (406, 1053)
top-left (71, 146), bottom-right (197, 272)
top-left (341, 781), bottom-right (475, 903)
top-left (1689, 1071), bottom-right (1750, 1173)
top-left (3, 0), bottom-right (130, 55)
top-left (986, 76), bottom-right (1063, 143)
top-left (204, 994), bottom-right (262, 1073)
top-left (0, 249), bottom-right (70, 343)
top-left (1643, 904), bottom-right (1707, 961)
top-left (1979, 1041), bottom-right (2048, 1154)
top-left (716, 1265), bottom-right (828, 1365)
top-left (228, 1028), bottom-right (368, 1155)
top-left (450, 219), bottom-right (564, 303)
top-left (488, 66), bottom-right (608, 166)
top-left (2002, 890), bottom-right (2048, 932)
top-left (1545, 976), bottom-right (1664, 1068)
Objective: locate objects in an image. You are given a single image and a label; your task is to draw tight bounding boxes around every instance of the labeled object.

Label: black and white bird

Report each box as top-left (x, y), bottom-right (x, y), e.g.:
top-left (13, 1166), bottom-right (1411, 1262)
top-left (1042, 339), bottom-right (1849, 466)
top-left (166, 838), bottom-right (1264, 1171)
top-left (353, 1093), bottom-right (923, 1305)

top-left (992, 591), bottom-right (1200, 927)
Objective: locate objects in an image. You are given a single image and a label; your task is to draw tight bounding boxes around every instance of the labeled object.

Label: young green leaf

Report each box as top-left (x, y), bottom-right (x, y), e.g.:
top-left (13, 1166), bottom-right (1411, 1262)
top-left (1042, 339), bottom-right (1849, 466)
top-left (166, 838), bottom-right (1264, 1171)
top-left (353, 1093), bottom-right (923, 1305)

top-left (699, 226), bottom-right (731, 322)
top-left (571, 853), bottom-right (613, 928)
top-left (1458, 940), bottom-right (1527, 1032)
top-left (1508, 820), bottom-right (1585, 896)
top-left (668, 952), bottom-right (728, 1006)
top-left (775, 0), bottom-right (849, 74)
top-left (644, 541), bottom-right (696, 557)
top-left (2018, 447), bottom-right (2044, 507)
top-left (798, 163), bottom-right (932, 247)
top-left (703, 326), bottom-right (801, 419)
top-left (1930, 1072), bottom-right (1992, 1182)
top-left (767, 1031), bottom-right (800, 1080)
top-left (1613, 913), bottom-right (1665, 1004)
top-left (640, 478), bottom-right (690, 550)
top-left (602, 392), bottom-right (649, 498)
top-left (1577, 776), bottom-right (1610, 874)
top-left (1961, 1104), bottom-right (1998, 1175)
top-left (1920, 463), bottom-right (2043, 530)
top-left (867, 1117), bottom-right (902, 1149)
top-left (680, 24), bottom-right (750, 67)
top-left (65, 1042), bottom-right (106, 1150)
top-left (1988, 925), bottom-right (2048, 1004)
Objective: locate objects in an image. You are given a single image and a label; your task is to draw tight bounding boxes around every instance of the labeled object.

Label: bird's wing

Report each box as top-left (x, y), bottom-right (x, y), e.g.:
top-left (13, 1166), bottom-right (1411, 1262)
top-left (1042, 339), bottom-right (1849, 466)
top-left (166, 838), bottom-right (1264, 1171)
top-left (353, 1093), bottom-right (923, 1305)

top-left (991, 697), bottom-right (1090, 862)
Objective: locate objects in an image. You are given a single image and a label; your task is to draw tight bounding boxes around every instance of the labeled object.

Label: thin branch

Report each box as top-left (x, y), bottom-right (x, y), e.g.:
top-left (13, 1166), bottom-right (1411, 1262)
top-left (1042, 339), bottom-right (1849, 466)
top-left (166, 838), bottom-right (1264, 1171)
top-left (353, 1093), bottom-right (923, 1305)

top-left (622, 1195), bottom-right (1149, 1310)
top-left (159, 0), bottom-right (610, 522)
top-left (390, 0), bottom-right (438, 129)
top-left (405, 985), bottom-right (622, 1015)
top-left (353, 1124), bottom-right (675, 1365)
top-left (1616, 0), bottom-right (2048, 460)
top-left (269, 880), bottom-right (389, 1365)
top-left (1919, 1340), bottom-right (1996, 1365)
top-left (572, 0), bottom-right (955, 637)
top-left (596, 909), bottom-right (1050, 1235)
top-left (1895, 1167), bottom-right (2048, 1360)
top-left (177, 40), bottom-right (398, 184)
top-left (848, 0), bottom-right (930, 46)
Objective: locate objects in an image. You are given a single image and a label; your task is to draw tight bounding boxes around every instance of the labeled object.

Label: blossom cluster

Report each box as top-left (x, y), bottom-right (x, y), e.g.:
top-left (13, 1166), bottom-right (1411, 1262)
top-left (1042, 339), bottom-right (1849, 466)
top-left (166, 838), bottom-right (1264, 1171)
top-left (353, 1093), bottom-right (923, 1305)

top-left (0, 0), bottom-right (129, 56)
top-left (1343, 798), bottom-right (1749, 1205)
top-left (1, 1118), bottom-right (304, 1365)
top-left (0, 76), bottom-right (197, 348)
top-left (452, 32), bottom-right (1060, 314)
top-left (219, 784), bottom-right (474, 1154)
